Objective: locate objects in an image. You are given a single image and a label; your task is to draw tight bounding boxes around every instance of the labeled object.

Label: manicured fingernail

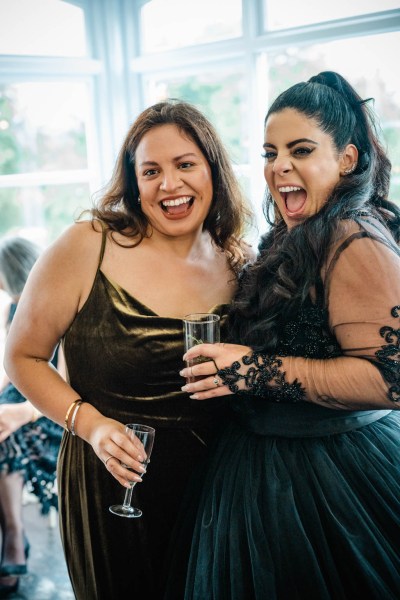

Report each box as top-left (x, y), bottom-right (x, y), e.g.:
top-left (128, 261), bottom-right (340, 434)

top-left (189, 394), bottom-right (198, 399)
top-left (181, 385), bottom-right (188, 391)
top-left (179, 370), bottom-right (185, 376)
top-left (137, 454), bottom-right (143, 462)
top-left (183, 354), bottom-right (187, 360)
top-left (138, 465), bottom-right (146, 473)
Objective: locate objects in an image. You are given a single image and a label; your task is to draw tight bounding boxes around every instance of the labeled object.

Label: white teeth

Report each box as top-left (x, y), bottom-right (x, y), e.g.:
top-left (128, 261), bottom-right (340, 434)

top-left (278, 186), bottom-right (302, 193)
top-left (162, 196), bottom-right (192, 207)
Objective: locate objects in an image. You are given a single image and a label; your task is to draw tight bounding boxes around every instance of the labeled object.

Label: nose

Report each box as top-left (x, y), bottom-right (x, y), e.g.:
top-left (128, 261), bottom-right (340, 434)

top-left (160, 169), bottom-right (182, 192)
top-left (272, 154), bottom-right (293, 176)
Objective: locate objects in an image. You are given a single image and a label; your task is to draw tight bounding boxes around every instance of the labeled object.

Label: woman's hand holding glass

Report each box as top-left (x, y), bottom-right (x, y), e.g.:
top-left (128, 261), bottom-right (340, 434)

top-left (109, 424), bottom-right (155, 518)
top-left (180, 342), bottom-right (252, 400)
top-left (87, 417), bottom-right (147, 488)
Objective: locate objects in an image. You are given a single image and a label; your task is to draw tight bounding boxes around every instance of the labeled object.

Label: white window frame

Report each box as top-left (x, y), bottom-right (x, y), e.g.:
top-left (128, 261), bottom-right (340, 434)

top-left (0, 0), bottom-right (399, 234)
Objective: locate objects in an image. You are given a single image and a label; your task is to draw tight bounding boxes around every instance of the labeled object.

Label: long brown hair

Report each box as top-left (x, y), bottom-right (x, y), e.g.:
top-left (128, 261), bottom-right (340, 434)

top-left (90, 99), bottom-right (253, 271)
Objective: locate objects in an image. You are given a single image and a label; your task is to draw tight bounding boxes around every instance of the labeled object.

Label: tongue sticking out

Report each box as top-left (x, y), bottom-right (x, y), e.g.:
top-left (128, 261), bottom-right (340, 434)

top-left (164, 202), bottom-right (190, 216)
top-left (285, 189), bottom-right (306, 214)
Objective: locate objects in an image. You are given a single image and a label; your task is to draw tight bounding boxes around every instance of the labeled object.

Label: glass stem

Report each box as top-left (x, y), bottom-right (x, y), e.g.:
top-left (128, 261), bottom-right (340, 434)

top-left (122, 484), bottom-right (135, 510)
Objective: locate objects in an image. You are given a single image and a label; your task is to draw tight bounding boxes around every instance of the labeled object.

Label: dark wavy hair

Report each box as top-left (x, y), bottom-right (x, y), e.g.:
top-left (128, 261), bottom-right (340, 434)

top-left (89, 99), bottom-right (253, 272)
top-left (229, 71), bottom-right (400, 349)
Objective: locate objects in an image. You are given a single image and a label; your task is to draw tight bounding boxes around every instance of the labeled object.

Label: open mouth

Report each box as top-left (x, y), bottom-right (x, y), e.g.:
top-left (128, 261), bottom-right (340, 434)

top-left (278, 186), bottom-right (307, 216)
top-left (161, 196), bottom-right (194, 217)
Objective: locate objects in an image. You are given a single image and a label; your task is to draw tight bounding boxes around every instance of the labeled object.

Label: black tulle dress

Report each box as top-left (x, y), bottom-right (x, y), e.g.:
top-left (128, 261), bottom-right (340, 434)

top-left (0, 304), bottom-right (62, 514)
top-left (170, 221), bottom-right (400, 600)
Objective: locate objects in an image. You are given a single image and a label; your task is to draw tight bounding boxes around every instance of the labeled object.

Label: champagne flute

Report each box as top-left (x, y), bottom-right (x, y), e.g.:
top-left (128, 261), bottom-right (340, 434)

top-left (183, 313), bottom-right (220, 383)
top-left (109, 423), bottom-right (155, 518)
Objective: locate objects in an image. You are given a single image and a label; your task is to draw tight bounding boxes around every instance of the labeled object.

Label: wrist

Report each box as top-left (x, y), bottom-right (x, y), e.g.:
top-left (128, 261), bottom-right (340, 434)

top-left (30, 403), bottom-right (41, 423)
top-left (71, 402), bottom-right (103, 441)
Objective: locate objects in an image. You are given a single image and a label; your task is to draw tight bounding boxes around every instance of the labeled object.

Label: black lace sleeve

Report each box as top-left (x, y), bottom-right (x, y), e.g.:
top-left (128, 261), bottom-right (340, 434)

top-left (374, 305), bottom-right (400, 403)
top-left (217, 352), bottom-right (306, 403)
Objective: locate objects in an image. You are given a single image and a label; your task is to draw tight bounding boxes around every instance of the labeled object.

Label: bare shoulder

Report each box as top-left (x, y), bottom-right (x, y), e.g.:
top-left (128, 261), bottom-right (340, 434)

top-left (25, 220), bottom-right (105, 311)
top-left (38, 220), bottom-right (102, 274)
top-left (49, 219), bottom-right (102, 255)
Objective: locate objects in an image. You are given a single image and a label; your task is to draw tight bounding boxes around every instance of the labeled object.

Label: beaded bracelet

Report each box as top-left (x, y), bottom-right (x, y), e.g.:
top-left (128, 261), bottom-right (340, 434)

top-left (64, 398), bottom-right (82, 432)
top-left (70, 400), bottom-right (85, 436)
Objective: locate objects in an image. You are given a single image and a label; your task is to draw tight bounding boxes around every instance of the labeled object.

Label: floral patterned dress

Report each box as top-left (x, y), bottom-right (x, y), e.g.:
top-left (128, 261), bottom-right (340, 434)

top-left (0, 304), bottom-right (62, 514)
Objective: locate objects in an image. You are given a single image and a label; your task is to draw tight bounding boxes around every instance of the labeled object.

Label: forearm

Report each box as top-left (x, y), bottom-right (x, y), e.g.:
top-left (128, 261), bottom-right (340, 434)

top-left (280, 354), bottom-right (394, 410)
top-left (218, 350), bottom-right (395, 410)
top-left (0, 400), bottom-right (39, 441)
top-left (4, 355), bottom-right (105, 440)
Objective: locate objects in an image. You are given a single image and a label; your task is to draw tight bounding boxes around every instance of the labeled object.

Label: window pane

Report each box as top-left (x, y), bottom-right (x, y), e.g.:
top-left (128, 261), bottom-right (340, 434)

top-left (141, 0), bottom-right (242, 53)
top-left (144, 69), bottom-right (248, 164)
top-left (0, 82), bottom-right (89, 175)
top-left (261, 31), bottom-right (400, 204)
top-left (0, 0), bottom-right (86, 57)
top-left (0, 183), bottom-right (91, 244)
top-left (264, 0), bottom-right (399, 31)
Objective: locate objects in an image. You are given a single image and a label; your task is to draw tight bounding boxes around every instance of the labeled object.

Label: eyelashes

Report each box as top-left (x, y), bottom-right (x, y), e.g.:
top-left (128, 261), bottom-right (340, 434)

top-left (261, 147), bottom-right (314, 162)
top-left (142, 162), bottom-right (195, 177)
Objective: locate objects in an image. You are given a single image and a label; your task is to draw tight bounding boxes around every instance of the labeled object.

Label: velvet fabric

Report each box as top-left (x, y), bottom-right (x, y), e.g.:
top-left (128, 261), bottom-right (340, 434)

top-left (58, 232), bottom-right (229, 600)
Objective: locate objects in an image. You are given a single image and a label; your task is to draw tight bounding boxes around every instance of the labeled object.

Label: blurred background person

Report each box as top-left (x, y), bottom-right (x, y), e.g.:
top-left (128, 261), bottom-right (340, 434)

top-left (0, 237), bottom-right (63, 598)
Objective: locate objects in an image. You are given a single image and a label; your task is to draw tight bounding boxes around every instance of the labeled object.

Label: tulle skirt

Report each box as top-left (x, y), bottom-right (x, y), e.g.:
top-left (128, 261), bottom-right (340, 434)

top-left (179, 407), bottom-right (400, 600)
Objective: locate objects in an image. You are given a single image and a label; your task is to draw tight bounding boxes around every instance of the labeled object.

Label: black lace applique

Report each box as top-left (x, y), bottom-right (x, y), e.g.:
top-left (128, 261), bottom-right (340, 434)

top-left (219, 294), bottom-right (341, 404)
top-left (376, 305), bottom-right (400, 403)
top-left (277, 302), bottom-right (341, 359)
top-left (217, 352), bottom-right (306, 403)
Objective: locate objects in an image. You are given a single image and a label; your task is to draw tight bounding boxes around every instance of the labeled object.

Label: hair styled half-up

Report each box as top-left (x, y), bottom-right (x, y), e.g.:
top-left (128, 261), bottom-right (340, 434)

top-left (229, 71), bottom-right (400, 350)
top-left (89, 99), bottom-right (253, 273)
top-left (263, 70), bottom-right (395, 230)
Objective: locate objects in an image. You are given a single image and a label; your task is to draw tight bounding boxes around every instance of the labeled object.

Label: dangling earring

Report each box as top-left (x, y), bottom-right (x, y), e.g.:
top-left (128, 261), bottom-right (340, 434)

top-left (344, 163), bottom-right (357, 175)
top-left (137, 196), bottom-right (141, 205)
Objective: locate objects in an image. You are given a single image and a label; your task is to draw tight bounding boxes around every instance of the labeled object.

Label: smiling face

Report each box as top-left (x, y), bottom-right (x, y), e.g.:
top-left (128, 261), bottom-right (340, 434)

top-left (263, 108), bottom-right (356, 229)
top-left (134, 123), bottom-right (213, 238)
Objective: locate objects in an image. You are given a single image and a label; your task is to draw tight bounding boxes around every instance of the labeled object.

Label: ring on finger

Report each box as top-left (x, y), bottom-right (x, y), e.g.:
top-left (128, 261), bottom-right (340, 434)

top-left (213, 377), bottom-right (220, 387)
top-left (104, 456), bottom-right (114, 467)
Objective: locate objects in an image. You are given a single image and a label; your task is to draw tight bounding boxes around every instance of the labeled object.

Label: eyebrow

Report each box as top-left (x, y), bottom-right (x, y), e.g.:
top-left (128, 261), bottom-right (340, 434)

top-left (263, 138), bottom-right (318, 149)
top-left (138, 152), bottom-right (199, 167)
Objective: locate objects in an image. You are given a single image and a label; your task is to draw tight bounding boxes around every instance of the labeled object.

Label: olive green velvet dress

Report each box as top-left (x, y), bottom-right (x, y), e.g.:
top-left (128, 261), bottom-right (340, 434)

top-left (57, 231), bottom-right (228, 600)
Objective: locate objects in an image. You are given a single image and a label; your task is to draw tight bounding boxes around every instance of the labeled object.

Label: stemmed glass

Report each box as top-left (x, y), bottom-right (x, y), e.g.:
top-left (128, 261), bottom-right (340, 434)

top-left (109, 423), bottom-right (155, 518)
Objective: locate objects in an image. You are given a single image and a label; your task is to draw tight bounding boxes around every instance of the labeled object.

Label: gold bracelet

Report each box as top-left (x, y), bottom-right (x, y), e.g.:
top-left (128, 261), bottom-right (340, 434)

top-left (64, 399), bottom-right (82, 432)
top-left (70, 400), bottom-right (85, 436)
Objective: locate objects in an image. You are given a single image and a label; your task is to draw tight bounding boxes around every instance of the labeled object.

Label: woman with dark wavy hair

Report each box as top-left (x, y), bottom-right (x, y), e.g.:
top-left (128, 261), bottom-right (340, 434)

top-left (180, 72), bottom-right (400, 598)
top-left (3, 100), bottom-right (253, 599)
